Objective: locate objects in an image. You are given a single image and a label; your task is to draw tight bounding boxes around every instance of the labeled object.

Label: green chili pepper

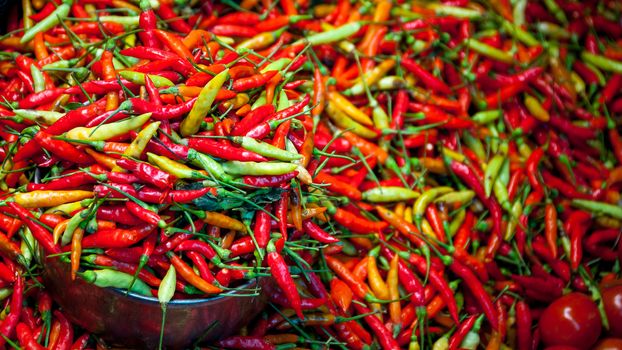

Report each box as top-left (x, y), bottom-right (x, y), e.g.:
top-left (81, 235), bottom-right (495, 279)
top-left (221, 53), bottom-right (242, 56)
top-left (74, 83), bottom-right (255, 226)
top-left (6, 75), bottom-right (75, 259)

top-left (260, 58), bottom-right (291, 74)
top-left (180, 68), bottom-right (229, 137)
top-left (252, 92), bottom-right (267, 109)
top-left (14, 109), bottom-right (64, 125)
top-left (571, 199), bottom-right (622, 220)
top-left (581, 52), bottom-right (622, 74)
top-left (187, 148), bottom-right (231, 181)
top-left (412, 187), bottom-right (453, 229)
top-left (277, 90), bottom-right (290, 111)
top-left (484, 154), bottom-right (505, 197)
top-left (222, 161), bottom-right (298, 176)
top-left (513, 0), bottom-right (527, 26)
top-left (118, 71), bottom-right (175, 88)
top-left (429, 3), bottom-right (482, 18)
top-left (448, 209), bottom-right (466, 237)
top-left (542, 0), bottom-right (568, 24)
top-left (466, 39), bottom-right (513, 64)
top-left (231, 137), bottom-right (302, 161)
top-left (362, 186), bottom-right (421, 202)
top-left (80, 269), bottom-right (152, 296)
top-left (460, 314), bottom-right (485, 349)
top-left (463, 131), bottom-right (486, 161)
top-left (30, 65), bottom-right (46, 93)
top-left (147, 153), bottom-right (207, 179)
top-left (298, 22), bottom-right (362, 46)
top-left (434, 190), bottom-right (475, 204)
top-left (60, 209), bottom-right (85, 246)
top-left (98, 15), bottom-right (140, 27)
top-left (492, 177), bottom-right (511, 212)
top-left (501, 20), bottom-right (538, 46)
top-left (20, 1), bottom-right (72, 44)
top-left (157, 265), bottom-right (176, 350)
top-left (535, 22), bottom-right (570, 39)
top-left (65, 112), bottom-right (152, 141)
top-left (504, 201), bottom-right (523, 240)
top-left (472, 110), bottom-right (502, 124)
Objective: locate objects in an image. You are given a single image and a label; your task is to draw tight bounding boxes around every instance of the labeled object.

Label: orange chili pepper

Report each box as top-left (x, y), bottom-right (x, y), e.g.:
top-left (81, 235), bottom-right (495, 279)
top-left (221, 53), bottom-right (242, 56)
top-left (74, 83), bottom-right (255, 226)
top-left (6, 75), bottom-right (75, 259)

top-left (154, 29), bottom-right (195, 63)
top-left (70, 227), bottom-right (84, 280)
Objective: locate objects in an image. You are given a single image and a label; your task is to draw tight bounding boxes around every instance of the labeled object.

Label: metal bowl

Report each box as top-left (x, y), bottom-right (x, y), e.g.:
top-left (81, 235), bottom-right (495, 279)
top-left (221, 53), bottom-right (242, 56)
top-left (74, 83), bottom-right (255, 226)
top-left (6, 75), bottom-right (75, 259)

top-left (41, 255), bottom-right (268, 349)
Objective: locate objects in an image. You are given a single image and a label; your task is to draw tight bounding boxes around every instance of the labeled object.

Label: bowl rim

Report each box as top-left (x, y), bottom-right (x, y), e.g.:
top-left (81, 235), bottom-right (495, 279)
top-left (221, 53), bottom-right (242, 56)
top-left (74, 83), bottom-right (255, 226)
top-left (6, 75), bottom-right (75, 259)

top-left (43, 254), bottom-right (264, 306)
top-left (104, 278), bottom-right (264, 305)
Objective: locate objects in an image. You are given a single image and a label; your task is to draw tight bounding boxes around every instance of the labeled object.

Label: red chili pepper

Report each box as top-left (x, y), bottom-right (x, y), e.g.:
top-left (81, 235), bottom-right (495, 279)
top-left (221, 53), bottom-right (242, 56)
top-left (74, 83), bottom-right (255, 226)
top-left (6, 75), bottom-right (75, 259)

top-left (211, 24), bottom-right (258, 38)
top-left (70, 333), bottom-right (90, 350)
top-left (6, 202), bottom-right (60, 255)
top-left (230, 236), bottom-right (255, 257)
top-left (450, 260), bottom-right (499, 329)
top-left (232, 71), bottom-right (278, 92)
top-left (125, 202), bottom-right (164, 228)
top-left (52, 311), bottom-right (73, 350)
top-left (450, 160), bottom-right (502, 238)
top-left (231, 105), bottom-right (275, 136)
top-left (609, 128), bottom-right (622, 165)
top-left (401, 57), bottom-right (452, 94)
top-left (116, 158), bottom-right (176, 189)
top-left (253, 206), bottom-right (272, 248)
top-left (333, 208), bottom-right (388, 233)
top-left (516, 300), bottom-right (532, 350)
top-left (302, 220), bottom-right (339, 244)
top-left (16, 323), bottom-right (45, 350)
top-left (448, 314), bottom-right (478, 350)
top-left (333, 322), bottom-right (365, 350)
top-left (97, 206), bottom-right (143, 226)
top-left (186, 138), bottom-right (268, 162)
top-left (381, 247), bottom-right (425, 306)
top-left (80, 225), bottom-right (156, 249)
top-left (266, 240), bottom-right (303, 318)
top-left (565, 210), bottom-right (592, 270)
top-left (352, 302), bottom-right (400, 350)
top-left (314, 172), bottom-right (362, 201)
top-left (526, 147), bottom-right (545, 195)
top-left (174, 239), bottom-right (218, 262)
top-left (127, 97), bottom-right (197, 120)
top-left (139, 9), bottom-right (159, 48)
top-left (19, 88), bottom-right (66, 109)
top-left (0, 272), bottom-right (22, 348)
top-left (156, 4), bottom-right (192, 33)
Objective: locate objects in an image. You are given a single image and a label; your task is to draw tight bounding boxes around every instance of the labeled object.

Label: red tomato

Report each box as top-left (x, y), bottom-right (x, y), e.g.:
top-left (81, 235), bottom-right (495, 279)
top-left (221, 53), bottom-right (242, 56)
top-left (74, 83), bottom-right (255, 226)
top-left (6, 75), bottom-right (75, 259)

top-left (545, 347), bottom-right (581, 350)
top-left (539, 293), bottom-right (602, 349)
top-left (603, 286), bottom-right (622, 337)
top-left (592, 338), bottom-right (622, 350)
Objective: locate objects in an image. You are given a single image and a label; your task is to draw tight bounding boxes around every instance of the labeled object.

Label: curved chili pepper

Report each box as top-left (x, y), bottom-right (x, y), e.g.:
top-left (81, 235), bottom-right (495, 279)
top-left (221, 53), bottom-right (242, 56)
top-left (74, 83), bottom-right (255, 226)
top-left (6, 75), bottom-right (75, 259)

top-left (267, 240), bottom-right (302, 318)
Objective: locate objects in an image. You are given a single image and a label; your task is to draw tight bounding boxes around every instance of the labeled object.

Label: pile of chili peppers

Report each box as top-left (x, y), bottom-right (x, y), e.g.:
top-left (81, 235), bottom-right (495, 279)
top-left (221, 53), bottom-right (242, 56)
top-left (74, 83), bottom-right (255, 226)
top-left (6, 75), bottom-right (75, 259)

top-left (0, 0), bottom-right (621, 348)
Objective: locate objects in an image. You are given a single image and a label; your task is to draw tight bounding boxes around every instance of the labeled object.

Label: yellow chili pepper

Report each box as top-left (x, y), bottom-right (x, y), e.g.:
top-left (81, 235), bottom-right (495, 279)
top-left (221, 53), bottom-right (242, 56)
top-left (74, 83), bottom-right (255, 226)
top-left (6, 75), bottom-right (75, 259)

top-left (326, 103), bottom-right (378, 139)
top-left (14, 190), bottom-right (93, 208)
top-left (348, 59), bottom-right (396, 95)
top-left (180, 68), bottom-right (229, 137)
top-left (112, 121), bottom-right (160, 172)
top-left (388, 254), bottom-right (401, 330)
top-left (53, 219), bottom-right (69, 245)
top-left (44, 201), bottom-right (87, 215)
top-left (524, 94), bottom-right (550, 122)
top-left (147, 153), bottom-right (206, 179)
top-left (367, 249), bottom-right (390, 300)
top-left (328, 91), bottom-right (374, 126)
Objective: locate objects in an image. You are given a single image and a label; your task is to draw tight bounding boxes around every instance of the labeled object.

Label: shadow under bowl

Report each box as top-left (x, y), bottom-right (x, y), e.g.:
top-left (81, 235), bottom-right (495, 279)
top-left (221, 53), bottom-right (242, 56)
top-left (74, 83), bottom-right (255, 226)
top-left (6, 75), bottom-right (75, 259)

top-left (41, 255), bottom-right (268, 349)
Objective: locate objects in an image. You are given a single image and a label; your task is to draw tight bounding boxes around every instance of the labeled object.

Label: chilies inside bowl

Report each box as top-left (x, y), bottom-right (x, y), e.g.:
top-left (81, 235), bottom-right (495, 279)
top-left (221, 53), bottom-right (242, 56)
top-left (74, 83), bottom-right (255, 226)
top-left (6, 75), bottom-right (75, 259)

top-left (41, 255), bottom-right (268, 349)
